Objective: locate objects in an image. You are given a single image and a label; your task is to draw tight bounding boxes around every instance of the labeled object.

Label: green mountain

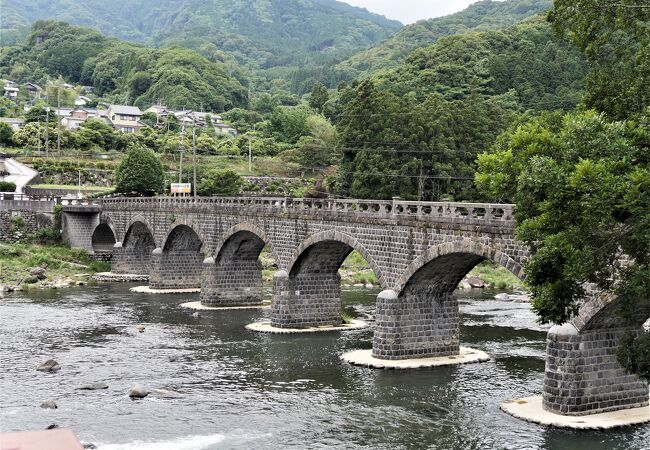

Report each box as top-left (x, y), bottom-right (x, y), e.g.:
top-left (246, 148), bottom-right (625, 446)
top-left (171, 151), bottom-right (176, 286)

top-left (335, 0), bottom-right (553, 77)
top-left (0, 21), bottom-right (248, 111)
top-left (0, 0), bottom-right (402, 68)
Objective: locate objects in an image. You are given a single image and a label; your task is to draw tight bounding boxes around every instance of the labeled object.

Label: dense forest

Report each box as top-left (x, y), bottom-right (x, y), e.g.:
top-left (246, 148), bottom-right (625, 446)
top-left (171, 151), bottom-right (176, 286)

top-left (334, 0), bottom-right (552, 77)
top-left (0, 0), bottom-right (400, 69)
top-left (333, 16), bottom-right (587, 200)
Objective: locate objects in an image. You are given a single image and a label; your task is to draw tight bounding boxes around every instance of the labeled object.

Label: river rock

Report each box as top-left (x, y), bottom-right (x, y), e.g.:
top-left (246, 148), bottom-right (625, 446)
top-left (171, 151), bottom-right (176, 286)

top-left (46, 424), bottom-right (59, 430)
top-left (192, 312), bottom-right (201, 318)
top-left (128, 385), bottom-right (149, 399)
top-left (30, 267), bottom-right (47, 280)
top-left (494, 293), bottom-right (510, 301)
top-left (37, 359), bottom-right (61, 372)
top-left (466, 276), bottom-right (485, 288)
top-left (78, 382), bottom-right (109, 390)
top-left (83, 444), bottom-right (98, 449)
top-left (40, 400), bottom-right (58, 409)
top-left (137, 325), bottom-right (145, 333)
top-left (459, 280), bottom-right (471, 289)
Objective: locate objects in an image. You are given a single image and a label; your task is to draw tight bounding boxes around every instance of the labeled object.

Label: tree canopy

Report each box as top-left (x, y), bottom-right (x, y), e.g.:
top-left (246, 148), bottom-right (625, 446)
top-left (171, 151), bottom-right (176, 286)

top-left (115, 143), bottom-right (165, 196)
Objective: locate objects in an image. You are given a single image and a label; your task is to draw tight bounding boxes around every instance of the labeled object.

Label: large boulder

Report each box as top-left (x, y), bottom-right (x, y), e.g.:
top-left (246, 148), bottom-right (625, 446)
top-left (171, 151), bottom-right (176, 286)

top-left (37, 359), bottom-right (61, 373)
top-left (466, 276), bottom-right (485, 288)
top-left (30, 267), bottom-right (47, 280)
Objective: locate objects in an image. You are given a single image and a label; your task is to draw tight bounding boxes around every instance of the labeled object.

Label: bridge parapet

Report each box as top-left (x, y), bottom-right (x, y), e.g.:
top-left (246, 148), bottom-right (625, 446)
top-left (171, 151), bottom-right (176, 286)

top-left (100, 197), bottom-right (514, 228)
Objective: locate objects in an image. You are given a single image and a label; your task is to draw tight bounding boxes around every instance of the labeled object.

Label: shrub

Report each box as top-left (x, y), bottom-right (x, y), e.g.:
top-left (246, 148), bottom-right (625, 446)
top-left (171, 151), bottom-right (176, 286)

top-left (0, 181), bottom-right (17, 192)
top-left (29, 227), bottom-right (61, 245)
top-left (197, 169), bottom-right (242, 196)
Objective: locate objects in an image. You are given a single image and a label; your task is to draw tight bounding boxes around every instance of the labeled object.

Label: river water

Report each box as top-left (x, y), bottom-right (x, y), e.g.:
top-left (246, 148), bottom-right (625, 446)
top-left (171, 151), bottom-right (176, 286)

top-left (0, 284), bottom-right (648, 449)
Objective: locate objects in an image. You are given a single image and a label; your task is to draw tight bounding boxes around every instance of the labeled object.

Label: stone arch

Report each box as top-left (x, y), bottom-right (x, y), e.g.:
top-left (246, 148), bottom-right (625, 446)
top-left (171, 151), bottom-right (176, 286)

top-left (271, 230), bottom-right (384, 329)
top-left (161, 219), bottom-right (206, 254)
top-left (287, 230), bottom-right (385, 289)
top-left (113, 219), bottom-right (156, 275)
top-left (162, 223), bottom-right (204, 253)
top-left (373, 239), bottom-right (524, 361)
top-left (91, 222), bottom-right (116, 254)
top-left (212, 222), bottom-right (279, 264)
top-left (396, 238), bottom-right (525, 293)
top-left (201, 223), bottom-right (278, 307)
top-left (123, 215), bottom-right (157, 248)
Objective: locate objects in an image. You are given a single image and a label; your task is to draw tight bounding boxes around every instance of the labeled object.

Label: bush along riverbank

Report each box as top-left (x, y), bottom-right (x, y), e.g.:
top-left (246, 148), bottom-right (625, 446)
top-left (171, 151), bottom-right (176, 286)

top-left (0, 243), bottom-right (110, 292)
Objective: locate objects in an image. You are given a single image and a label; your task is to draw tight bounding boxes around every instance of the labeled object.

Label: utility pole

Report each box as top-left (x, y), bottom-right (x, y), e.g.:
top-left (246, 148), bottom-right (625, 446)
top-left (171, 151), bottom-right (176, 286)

top-left (249, 124), bottom-right (255, 175)
top-left (192, 120), bottom-right (197, 198)
top-left (56, 84), bottom-right (61, 156)
top-left (44, 86), bottom-right (50, 157)
top-left (37, 121), bottom-right (41, 153)
top-left (178, 122), bottom-right (185, 183)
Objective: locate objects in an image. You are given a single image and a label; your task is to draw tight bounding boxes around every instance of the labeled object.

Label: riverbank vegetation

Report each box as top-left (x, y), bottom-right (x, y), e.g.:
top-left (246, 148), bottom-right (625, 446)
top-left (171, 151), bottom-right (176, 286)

top-left (0, 243), bottom-right (108, 290)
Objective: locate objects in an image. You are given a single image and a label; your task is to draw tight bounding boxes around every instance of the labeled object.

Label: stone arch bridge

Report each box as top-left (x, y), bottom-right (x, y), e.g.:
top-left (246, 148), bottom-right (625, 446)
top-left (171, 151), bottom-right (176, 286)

top-left (61, 197), bottom-right (649, 417)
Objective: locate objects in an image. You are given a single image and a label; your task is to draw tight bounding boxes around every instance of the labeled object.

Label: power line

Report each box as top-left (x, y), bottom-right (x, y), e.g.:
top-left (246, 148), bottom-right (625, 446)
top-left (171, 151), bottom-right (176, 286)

top-left (303, 166), bottom-right (475, 180)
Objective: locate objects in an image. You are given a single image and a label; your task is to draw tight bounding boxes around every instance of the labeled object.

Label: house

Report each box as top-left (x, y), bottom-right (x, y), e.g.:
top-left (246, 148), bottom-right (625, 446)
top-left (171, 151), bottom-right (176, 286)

top-left (214, 122), bottom-right (238, 136)
top-left (107, 105), bottom-right (143, 133)
top-left (4, 85), bottom-right (19, 100)
top-left (0, 117), bottom-right (25, 130)
top-left (54, 107), bottom-right (110, 130)
top-left (61, 108), bottom-right (90, 130)
top-left (25, 82), bottom-right (42, 98)
top-left (144, 103), bottom-right (237, 134)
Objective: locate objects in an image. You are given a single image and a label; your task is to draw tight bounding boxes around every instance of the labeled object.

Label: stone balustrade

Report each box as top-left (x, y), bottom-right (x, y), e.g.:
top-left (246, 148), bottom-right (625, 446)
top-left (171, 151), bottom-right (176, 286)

top-left (99, 196), bottom-right (514, 226)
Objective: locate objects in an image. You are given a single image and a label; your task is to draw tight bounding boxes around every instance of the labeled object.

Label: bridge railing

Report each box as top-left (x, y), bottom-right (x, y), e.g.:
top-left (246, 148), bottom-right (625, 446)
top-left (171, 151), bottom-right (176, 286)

top-left (100, 196), bottom-right (514, 224)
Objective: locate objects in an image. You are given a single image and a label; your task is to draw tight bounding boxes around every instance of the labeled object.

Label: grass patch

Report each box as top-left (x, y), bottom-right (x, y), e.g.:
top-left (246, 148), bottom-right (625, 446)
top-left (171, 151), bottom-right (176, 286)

top-left (468, 261), bottom-right (525, 290)
top-left (0, 243), bottom-right (105, 287)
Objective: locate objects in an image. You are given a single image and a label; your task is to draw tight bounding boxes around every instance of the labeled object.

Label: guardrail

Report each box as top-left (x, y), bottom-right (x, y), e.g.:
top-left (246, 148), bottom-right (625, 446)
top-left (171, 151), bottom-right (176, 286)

top-left (100, 196), bottom-right (514, 223)
top-left (0, 192), bottom-right (101, 206)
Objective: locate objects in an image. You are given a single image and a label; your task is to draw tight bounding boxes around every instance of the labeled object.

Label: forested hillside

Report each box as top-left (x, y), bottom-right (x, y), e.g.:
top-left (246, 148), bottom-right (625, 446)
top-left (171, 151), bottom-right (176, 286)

top-left (0, 21), bottom-right (248, 111)
top-left (0, 0), bottom-right (401, 68)
top-left (334, 0), bottom-right (552, 77)
top-left (332, 16), bottom-right (588, 200)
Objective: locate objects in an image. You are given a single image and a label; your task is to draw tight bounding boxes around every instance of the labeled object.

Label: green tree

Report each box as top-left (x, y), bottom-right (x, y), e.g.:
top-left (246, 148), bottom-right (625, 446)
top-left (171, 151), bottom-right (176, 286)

top-left (476, 110), bottom-right (650, 379)
top-left (115, 143), bottom-right (164, 196)
top-left (0, 122), bottom-right (13, 145)
top-left (549, 0), bottom-right (650, 119)
top-left (24, 105), bottom-right (57, 124)
top-left (309, 82), bottom-right (329, 112)
top-left (197, 168), bottom-right (242, 196)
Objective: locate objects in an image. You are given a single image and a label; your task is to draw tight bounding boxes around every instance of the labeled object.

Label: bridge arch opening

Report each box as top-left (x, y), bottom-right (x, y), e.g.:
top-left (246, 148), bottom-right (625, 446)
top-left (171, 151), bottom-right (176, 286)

top-left (113, 221), bottom-right (156, 275)
top-left (91, 223), bottom-right (116, 256)
top-left (201, 228), bottom-right (278, 307)
top-left (150, 224), bottom-right (204, 290)
top-left (374, 244), bottom-right (524, 360)
top-left (272, 234), bottom-right (381, 329)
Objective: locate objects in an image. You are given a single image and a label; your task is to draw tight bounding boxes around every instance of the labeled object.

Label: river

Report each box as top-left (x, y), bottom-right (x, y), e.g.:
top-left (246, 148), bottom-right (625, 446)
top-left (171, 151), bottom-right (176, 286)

top-left (0, 284), bottom-right (648, 449)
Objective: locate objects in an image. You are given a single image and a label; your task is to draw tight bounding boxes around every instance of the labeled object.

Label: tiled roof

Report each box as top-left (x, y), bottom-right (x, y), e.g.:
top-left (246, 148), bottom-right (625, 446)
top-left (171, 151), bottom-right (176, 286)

top-left (109, 105), bottom-right (142, 116)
